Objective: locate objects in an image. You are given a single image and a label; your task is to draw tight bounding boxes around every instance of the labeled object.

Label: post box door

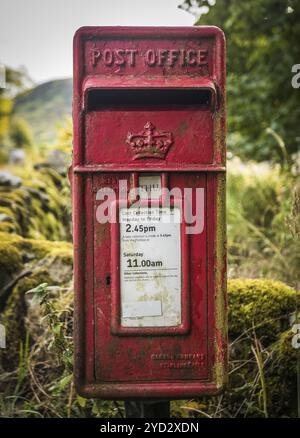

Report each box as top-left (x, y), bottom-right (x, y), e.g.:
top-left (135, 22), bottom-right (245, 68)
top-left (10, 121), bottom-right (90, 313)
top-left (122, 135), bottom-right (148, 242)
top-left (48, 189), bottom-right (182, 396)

top-left (93, 172), bottom-right (209, 383)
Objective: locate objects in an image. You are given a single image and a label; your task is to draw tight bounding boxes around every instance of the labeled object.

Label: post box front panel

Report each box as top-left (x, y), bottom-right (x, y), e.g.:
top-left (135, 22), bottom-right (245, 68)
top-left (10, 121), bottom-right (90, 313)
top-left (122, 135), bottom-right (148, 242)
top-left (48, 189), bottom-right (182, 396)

top-left (93, 172), bottom-right (209, 382)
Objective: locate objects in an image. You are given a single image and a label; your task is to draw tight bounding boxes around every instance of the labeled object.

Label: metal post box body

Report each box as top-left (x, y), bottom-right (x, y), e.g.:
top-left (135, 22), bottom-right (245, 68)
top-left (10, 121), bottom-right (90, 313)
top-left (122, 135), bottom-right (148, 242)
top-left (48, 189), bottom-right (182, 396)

top-left (73, 26), bottom-right (227, 399)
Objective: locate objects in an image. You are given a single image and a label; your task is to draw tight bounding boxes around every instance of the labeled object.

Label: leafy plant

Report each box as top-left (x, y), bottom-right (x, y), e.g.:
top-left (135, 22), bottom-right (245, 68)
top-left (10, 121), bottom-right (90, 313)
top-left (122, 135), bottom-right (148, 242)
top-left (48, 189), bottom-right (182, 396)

top-left (180, 0), bottom-right (300, 163)
top-left (9, 117), bottom-right (33, 149)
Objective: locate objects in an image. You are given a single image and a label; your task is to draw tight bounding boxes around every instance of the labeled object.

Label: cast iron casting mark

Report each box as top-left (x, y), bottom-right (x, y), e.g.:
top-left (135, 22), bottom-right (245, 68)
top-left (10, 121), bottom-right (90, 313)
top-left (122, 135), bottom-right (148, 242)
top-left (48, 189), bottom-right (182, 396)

top-left (126, 121), bottom-right (173, 160)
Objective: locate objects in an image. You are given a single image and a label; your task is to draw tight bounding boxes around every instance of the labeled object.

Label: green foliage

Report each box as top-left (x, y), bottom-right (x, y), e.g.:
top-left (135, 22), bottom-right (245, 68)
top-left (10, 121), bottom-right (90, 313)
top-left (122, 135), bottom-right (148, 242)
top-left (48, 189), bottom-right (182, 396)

top-left (0, 98), bottom-right (13, 147)
top-left (0, 269), bottom-right (52, 370)
top-left (0, 166), bottom-right (71, 241)
top-left (15, 333), bottom-right (30, 396)
top-left (0, 66), bottom-right (32, 151)
top-left (26, 283), bottom-right (73, 371)
top-left (14, 79), bottom-right (72, 145)
top-left (227, 159), bottom-right (300, 287)
top-left (1, 67), bottom-right (30, 96)
top-left (53, 116), bottom-right (72, 155)
top-left (180, 0), bottom-right (300, 163)
top-left (9, 117), bottom-right (33, 149)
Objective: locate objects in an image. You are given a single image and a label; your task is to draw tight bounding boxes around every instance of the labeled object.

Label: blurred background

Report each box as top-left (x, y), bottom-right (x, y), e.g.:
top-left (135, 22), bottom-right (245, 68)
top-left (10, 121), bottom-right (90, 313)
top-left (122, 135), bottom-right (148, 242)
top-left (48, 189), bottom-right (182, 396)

top-left (0, 0), bottom-right (300, 418)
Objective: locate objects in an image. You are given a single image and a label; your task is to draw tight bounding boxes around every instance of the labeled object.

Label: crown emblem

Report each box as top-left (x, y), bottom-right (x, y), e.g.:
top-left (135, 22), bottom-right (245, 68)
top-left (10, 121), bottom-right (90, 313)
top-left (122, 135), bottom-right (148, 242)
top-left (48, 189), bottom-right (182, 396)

top-left (126, 122), bottom-right (173, 160)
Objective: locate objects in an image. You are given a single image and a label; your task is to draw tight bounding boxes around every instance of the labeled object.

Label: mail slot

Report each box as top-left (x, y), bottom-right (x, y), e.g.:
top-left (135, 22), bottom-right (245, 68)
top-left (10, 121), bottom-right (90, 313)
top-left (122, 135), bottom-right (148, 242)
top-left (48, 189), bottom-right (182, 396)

top-left (72, 26), bottom-right (227, 399)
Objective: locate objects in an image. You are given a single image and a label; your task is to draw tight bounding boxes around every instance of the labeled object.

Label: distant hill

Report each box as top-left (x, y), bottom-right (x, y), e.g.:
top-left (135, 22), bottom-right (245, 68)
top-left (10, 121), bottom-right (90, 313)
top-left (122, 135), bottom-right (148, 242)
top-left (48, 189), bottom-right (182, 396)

top-left (13, 78), bottom-right (72, 144)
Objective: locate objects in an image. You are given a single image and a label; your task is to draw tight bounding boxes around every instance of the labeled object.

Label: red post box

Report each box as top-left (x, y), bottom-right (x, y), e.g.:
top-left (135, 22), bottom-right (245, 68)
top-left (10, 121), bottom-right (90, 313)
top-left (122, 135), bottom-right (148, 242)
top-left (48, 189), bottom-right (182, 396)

top-left (72, 26), bottom-right (227, 399)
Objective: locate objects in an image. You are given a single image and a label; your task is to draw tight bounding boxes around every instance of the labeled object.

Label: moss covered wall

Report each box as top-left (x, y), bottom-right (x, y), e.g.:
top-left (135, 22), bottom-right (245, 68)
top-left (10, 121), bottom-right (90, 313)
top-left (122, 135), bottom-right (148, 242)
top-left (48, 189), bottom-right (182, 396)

top-left (0, 165), bottom-right (72, 371)
top-left (0, 166), bottom-right (71, 241)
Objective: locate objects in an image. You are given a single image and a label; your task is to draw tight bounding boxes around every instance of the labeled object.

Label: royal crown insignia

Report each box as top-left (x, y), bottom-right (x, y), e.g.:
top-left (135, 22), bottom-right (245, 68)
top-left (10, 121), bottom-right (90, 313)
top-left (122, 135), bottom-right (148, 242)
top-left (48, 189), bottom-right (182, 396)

top-left (126, 121), bottom-right (173, 160)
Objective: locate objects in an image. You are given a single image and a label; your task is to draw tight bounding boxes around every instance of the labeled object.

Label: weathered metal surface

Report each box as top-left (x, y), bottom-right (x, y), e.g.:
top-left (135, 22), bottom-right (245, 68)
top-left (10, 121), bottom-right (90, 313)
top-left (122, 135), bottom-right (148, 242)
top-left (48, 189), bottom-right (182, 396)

top-left (72, 26), bottom-right (227, 399)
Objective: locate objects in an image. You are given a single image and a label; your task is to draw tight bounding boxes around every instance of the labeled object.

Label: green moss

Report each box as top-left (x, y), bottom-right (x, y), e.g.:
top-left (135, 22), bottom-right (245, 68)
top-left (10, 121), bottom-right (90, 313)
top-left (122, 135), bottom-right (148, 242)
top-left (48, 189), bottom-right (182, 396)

top-left (0, 231), bottom-right (23, 245)
top-left (228, 279), bottom-right (298, 342)
top-left (0, 234), bottom-right (72, 370)
top-left (0, 205), bottom-right (15, 217)
top-left (0, 222), bottom-right (18, 234)
top-left (21, 238), bottom-right (72, 261)
top-left (0, 242), bottom-right (23, 276)
top-left (0, 231), bottom-right (72, 262)
top-left (0, 166), bottom-right (70, 242)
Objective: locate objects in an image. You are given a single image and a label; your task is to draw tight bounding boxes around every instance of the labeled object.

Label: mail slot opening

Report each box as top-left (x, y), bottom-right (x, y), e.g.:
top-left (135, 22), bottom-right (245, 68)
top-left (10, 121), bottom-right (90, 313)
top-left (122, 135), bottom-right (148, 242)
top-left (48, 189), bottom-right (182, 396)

top-left (85, 88), bottom-right (214, 110)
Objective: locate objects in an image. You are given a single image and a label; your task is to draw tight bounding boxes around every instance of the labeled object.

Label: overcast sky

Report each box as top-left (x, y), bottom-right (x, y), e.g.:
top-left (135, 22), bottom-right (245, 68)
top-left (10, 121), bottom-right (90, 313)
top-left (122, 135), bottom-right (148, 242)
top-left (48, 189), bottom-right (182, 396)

top-left (0, 0), bottom-right (195, 84)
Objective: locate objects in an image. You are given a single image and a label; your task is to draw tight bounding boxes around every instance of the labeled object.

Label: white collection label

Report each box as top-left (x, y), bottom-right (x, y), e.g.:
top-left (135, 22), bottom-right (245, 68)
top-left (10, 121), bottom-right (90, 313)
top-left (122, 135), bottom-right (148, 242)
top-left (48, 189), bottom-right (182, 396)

top-left (120, 207), bottom-right (181, 327)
